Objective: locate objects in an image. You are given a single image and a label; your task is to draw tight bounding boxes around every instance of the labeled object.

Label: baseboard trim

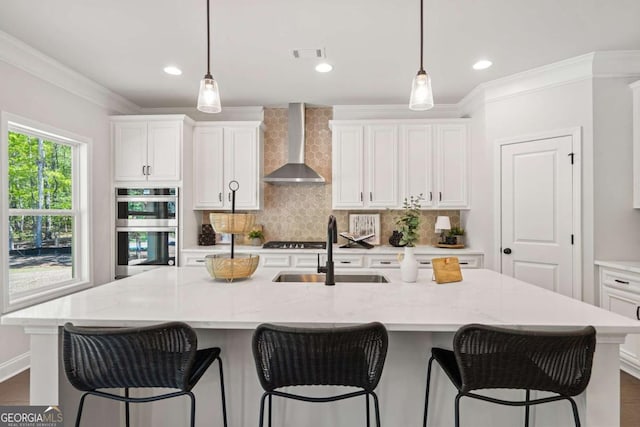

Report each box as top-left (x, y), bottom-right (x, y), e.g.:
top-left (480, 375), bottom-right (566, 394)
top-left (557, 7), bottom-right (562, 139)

top-left (0, 352), bottom-right (30, 383)
top-left (621, 357), bottom-right (640, 380)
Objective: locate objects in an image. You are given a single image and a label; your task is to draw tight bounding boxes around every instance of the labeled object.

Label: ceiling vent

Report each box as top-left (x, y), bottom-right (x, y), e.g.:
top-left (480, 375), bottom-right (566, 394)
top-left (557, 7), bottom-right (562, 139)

top-left (292, 48), bottom-right (325, 59)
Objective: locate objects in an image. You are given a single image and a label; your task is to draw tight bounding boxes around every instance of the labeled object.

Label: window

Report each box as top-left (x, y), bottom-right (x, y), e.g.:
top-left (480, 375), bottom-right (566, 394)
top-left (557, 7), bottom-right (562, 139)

top-left (1, 113), bottom-right (91, 312)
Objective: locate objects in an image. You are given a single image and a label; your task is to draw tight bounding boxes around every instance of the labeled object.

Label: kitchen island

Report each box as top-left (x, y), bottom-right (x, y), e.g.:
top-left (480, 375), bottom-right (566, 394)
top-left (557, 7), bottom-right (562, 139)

top-left (3, 266), bottom-right (639, 427)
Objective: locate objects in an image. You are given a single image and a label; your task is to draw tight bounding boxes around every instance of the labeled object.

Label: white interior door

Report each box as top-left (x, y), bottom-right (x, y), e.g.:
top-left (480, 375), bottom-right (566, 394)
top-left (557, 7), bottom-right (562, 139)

top-left (501, 135), bottom-right (574, 297)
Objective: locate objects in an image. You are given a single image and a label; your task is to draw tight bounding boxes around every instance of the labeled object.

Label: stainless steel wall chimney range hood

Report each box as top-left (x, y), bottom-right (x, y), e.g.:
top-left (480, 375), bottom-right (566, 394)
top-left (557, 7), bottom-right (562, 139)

top-left (263, 103), bottom-right (325, 184)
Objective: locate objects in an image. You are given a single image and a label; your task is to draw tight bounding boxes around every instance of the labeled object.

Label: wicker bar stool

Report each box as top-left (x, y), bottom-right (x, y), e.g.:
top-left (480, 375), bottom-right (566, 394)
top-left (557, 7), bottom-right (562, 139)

top-left (423, 324), bottom-right (596, 427)
top-left (63, 322), bottom-right (228, 427)
top-left (252, 322), bottom-right (388, 427)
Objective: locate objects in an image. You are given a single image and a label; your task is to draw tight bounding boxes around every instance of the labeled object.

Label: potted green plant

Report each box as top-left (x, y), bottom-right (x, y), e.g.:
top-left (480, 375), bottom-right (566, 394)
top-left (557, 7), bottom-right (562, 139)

top-left (448, 226), bottom-right (465, 246)
top-left (395, 194), bottom-right (424, 282)
top-left (247, 229), bottom-right (264, 246)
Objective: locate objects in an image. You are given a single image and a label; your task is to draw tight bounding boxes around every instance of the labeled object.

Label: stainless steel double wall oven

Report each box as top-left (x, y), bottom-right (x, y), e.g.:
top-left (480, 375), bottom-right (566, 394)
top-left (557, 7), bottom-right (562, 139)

top-left (115, 188), bottom-right (178, 278)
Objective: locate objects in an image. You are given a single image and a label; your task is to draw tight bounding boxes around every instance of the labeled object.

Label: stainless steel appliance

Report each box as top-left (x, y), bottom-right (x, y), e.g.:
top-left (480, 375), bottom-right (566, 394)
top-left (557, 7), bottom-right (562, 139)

top-left (262, 241), bottom-right (326, 249)
top-left (115, 188), bottom-right (178, 278)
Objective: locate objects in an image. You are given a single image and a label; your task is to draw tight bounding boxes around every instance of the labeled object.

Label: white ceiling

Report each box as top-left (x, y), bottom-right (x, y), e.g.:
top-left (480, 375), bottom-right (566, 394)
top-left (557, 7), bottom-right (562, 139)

top-left (1, 0), bottom-right (639, 109)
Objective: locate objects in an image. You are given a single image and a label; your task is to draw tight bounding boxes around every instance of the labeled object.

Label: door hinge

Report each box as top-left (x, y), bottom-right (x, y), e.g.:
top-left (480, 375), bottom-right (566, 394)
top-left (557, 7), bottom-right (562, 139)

top-left (568, 152), bottom-right (574, 164)
top-left (571, 234), bottom-right (574, 245)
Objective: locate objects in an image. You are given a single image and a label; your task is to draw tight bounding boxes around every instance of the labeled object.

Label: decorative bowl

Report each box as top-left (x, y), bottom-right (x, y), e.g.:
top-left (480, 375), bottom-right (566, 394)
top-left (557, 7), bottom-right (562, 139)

top-left (205, 253), bottom-right (260, 281)
top-left (210, 213), bottom-right (256, 234)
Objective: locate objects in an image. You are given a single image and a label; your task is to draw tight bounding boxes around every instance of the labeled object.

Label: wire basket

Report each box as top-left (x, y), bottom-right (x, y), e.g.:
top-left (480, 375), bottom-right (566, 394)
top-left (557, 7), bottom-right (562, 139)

top-left (210, 213), bottom-right (256, 234)
top-left (205, 253), bottom-right (260, 281)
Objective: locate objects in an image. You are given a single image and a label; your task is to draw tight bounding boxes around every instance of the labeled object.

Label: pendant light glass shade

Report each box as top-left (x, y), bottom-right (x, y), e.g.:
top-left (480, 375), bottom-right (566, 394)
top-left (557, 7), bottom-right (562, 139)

top-left (409, 0), bottom-right (434, 111)
top-left (196, 0), bottom-right (221, 113)
top-left (409, 70), bottom-right (434, 111)
top-left (197, 75), bottom-right (221, 113)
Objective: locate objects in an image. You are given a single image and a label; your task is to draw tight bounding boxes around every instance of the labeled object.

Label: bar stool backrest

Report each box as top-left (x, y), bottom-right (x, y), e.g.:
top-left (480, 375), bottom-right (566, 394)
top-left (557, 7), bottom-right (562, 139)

top-left (63, 322), bottom-right (198, 391)
top-left (252, 322), bottom-right (388, 392)
top-left (453, 324), bottom-right (596, 396)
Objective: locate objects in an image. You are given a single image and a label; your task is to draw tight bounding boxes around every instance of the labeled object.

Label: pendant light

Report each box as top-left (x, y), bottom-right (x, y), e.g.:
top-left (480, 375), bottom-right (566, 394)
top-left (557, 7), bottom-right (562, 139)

top-left (197, 0), bottom-right (221, 113)
top-left (409, 0), bottom-right (434, 110)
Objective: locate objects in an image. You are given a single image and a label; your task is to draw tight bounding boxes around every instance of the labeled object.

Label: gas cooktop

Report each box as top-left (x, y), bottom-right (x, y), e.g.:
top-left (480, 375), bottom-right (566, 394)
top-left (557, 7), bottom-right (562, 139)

top-left (262, 241), bottom-right (326, 250)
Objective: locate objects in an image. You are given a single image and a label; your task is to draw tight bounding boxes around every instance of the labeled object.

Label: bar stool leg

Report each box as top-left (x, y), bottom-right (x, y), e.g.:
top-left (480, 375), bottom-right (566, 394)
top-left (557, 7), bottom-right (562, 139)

top-left (125, 388), bottom-right (130, 427)
top-left (423, 356), bottom-right (435, 427)
top-left (268, 394), bottom-right (273, 427)
top-left (75, 393), bottom-right (89, 427)
top-left (372, 392), bottom-right (381, 427)
top-left (258, 393), bottom-right (267, 427)
top-left (187, 391), bottom-right (196, 427)
top-left (524, 389), bottom-right (530, 427)
top-left (454, 393), bottom-right (462, 427)
top-left (216, 356), bottom-right (229, 427)
top-left (366, 393), bottom-right (371, 427)
top-left (568, 397), bottom-right (581, 427)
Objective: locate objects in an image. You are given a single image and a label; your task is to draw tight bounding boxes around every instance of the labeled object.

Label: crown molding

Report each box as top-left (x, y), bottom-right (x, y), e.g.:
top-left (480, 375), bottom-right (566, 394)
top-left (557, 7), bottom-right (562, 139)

top-left (332, 104), bottom-right (460, 120)
top-left (458, 51), bottom-right (640, 115)
top-left (0, 30), bottom-right (140, 114)
top-left (631, 80), bottom-right (640, 90)
top-left (139, 106), bottom-right (264, 122)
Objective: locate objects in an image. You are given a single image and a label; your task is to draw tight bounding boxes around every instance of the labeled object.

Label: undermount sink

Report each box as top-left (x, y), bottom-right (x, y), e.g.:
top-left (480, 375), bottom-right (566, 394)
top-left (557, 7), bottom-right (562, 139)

top-left (272, 272), bottom-right (389, 283)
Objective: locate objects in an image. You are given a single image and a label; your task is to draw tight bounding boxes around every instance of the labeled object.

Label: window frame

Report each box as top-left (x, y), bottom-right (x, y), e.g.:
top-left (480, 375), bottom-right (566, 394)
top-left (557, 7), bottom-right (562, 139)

top-left (1, 112), bottom-right (92, 313)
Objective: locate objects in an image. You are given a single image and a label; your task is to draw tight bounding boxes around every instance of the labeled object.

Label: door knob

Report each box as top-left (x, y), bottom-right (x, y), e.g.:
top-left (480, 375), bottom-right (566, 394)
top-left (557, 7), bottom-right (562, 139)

top-left (503, 248), bottom-right (512, 255)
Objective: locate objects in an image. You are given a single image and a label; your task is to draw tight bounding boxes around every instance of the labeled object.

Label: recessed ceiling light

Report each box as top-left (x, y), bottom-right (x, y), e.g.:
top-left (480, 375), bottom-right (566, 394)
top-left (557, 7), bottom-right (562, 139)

top-left (472, 60), bottom-right (492, 70)
top-left (315, 63), bottom-right (333, 73)
top-left (163, 66), bottom-right (182, 76)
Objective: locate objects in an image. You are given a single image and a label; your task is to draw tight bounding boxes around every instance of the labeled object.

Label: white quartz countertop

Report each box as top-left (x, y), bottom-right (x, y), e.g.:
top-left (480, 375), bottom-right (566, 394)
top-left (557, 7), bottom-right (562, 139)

top-left (183, 244), bottom-right (484, 255)
top-left (3, 267), bottom-right (638, 334)
top-left (595, 260), bottom-right (640, 275)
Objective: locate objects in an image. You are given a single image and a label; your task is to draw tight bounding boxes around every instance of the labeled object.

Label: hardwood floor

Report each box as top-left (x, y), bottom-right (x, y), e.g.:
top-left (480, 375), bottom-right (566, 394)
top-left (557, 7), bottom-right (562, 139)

top-left (1, 370), bottom-right (639, 425)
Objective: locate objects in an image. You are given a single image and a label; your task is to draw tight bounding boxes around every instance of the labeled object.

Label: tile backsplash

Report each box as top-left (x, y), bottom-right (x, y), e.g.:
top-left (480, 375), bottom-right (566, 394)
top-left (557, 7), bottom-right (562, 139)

top-left (203, 107), bottom-right (460, 246)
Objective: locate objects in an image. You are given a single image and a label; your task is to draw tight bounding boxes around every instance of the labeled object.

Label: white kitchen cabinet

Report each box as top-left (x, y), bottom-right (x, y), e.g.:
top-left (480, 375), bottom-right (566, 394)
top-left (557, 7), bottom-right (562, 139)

top-left (399, 122), bottom-right (470, 209)
top-left (331, 124), bottom-right (399, 209)
top-left (112, 116), bottom-right (189, 183)
top-left (632, 80), bottom-right (640, 208)
top-left (435, 124), bottom-right (469, 208)
top-left (367, 253), bottom-right (483, 269)
top-left (598, 264), bottom-right (640, 378)
top-left (332, 120), bottom-right (469, 210)
top-left (193, 122), bottom-right (263, 210)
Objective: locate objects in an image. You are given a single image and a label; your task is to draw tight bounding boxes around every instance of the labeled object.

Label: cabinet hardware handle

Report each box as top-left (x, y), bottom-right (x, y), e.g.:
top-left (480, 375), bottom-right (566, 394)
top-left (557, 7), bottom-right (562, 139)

top-left (637, 306), bottom-right (640, 321)
top-left (196, 260), bottom-right (205, 263)
top-left (459, 262), bottom-right (469, 265)
top-left (369, 192), bottom-right (373, 201)
top-left (360, 192), bottom-right (363, 202)
top-left (218, 192), bottom-right (222, 202)
top-left (439, 192), bottom-right (442, 201)
top-left (147, 165), bottom-right (151, 175)
top-left (614, 279), bottom-right (630, 284)
top-left (142, 165), bottom-right (146, 175)
top-left (429, 191), bottom-right (432, 201)
top-left (420, 261), bottom-right (431, 265)
top-left (228, 193), bottom-right (231, 202)
top-left (380, 261), bottom-right (392, 265)
top-left (340, 261), bottom-right (351, 264)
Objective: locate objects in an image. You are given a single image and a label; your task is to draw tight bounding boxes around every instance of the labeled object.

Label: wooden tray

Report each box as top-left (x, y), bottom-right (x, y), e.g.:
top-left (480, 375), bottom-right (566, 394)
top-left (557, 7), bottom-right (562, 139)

top-left (435, 244), bottom-right (465, 249)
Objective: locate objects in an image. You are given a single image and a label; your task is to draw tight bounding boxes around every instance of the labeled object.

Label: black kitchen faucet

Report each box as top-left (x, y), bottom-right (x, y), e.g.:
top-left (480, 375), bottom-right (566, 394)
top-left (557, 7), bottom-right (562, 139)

top-left (317, 215), bottom-right (337, 285)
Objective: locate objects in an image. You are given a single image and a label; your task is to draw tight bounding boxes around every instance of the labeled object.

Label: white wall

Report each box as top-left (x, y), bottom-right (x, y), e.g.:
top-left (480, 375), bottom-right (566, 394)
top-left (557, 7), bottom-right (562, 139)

top-left (466, 80), bottom-right (597, 300)
top-left (593, 78), bottom-right (640, 273)
top-left (0, 59), bottom-right (115, 378)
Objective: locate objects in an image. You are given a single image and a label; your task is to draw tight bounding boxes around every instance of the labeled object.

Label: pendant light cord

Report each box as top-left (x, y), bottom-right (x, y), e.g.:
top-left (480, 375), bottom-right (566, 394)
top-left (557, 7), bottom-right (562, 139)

top-left (206, 0), bottom-right (211, 76)
top-left (419, 0), bottom-right (424, 72)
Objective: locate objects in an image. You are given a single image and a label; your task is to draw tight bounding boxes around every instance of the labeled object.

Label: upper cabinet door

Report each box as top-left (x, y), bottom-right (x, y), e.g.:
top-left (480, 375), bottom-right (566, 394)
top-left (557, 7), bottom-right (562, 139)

top-left (113, 121), bottom-right (147, 181)
top-left (332, 125), bottom-right (365, 208)
top-left (224, 127), bottom-right (260, 210)
top-left (193, 127), bottom-right (225, 209)
top-left (147, 121), bottom-right (181, 182)
top-left (401, 124), bottom-right (434, 208)
top-left (366, 125), bottom-right (399, 208)
top-left (435, 124), bottom-right (469, 208)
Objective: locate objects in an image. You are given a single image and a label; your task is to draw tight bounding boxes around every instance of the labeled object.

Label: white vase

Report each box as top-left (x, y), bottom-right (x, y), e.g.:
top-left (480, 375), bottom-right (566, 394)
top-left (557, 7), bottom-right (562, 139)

top-left (398, 246), bottom-right (419, 283)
